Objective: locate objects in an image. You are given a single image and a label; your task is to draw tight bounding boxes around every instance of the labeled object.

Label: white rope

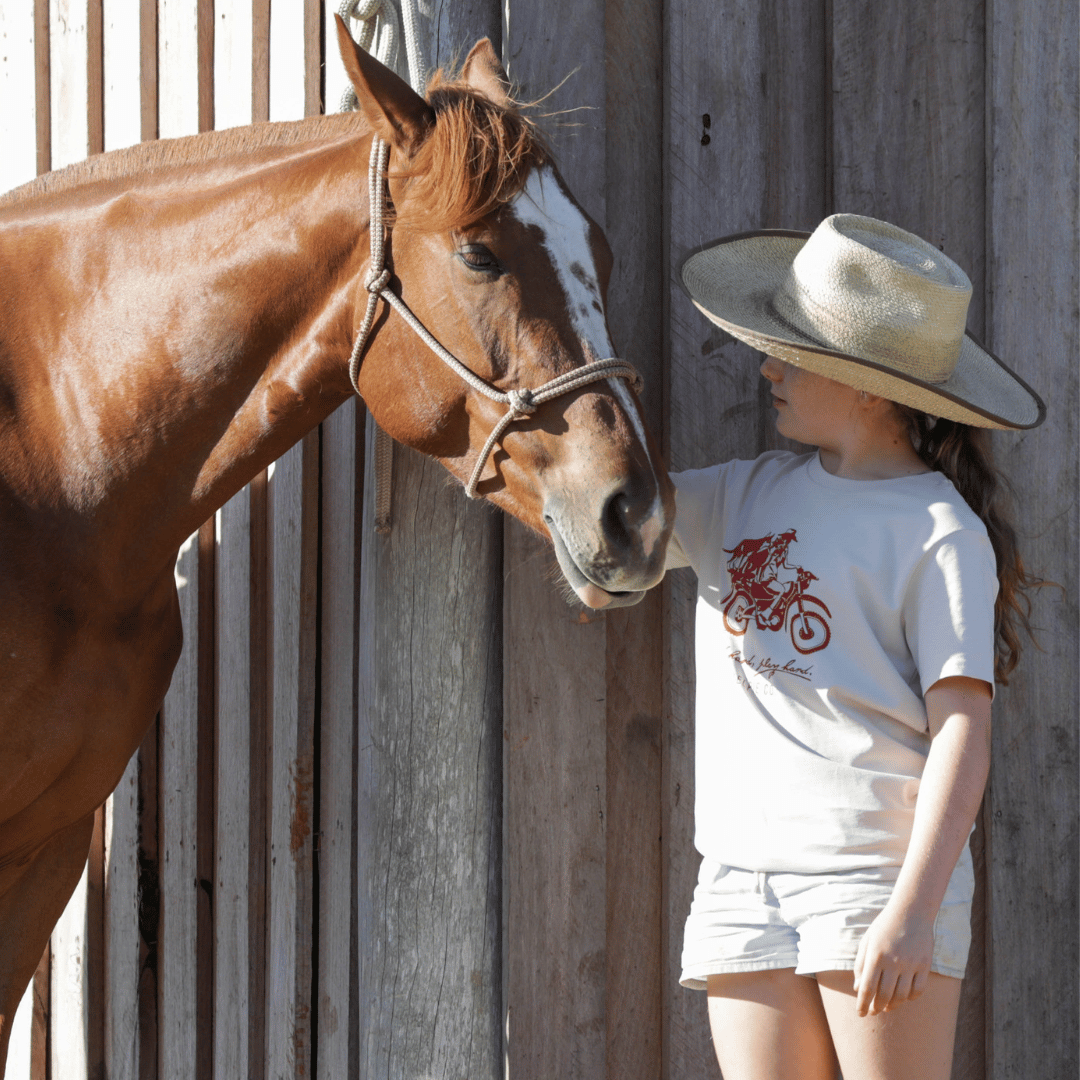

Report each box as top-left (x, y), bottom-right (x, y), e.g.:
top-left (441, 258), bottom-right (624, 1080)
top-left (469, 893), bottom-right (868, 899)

top-left (347, 137), bottom-right (644, 500)
top-left (339, 0), bottom-right (425, 531)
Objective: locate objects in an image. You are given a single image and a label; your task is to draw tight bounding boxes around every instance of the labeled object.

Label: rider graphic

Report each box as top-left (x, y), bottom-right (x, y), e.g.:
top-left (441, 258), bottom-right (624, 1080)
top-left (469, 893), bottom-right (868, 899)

top-left (722, 529), bottom-right (832, 654)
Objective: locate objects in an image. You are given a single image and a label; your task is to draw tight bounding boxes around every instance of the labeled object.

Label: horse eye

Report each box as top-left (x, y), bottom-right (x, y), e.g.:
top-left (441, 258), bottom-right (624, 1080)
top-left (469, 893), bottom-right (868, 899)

top-left (458, 244), bottom-right (500, 274)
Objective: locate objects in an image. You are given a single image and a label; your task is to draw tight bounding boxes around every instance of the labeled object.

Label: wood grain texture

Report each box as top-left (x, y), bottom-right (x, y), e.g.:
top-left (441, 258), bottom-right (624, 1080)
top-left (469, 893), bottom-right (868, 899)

top-left (985, 0), bottom-right (1079, 1075)
top-left (266, 437), bottom-right (319, 1079)
top-left (316, 401), bottom-right (361, 1080)
top-left (602, 0), bottom-right (665, 1076)
top-left (158, 534), bottom-right (201, 1080)
top-left (357, 436), bottom-right (503, 1080)
top-left (501, 2), bottom-right (609, 1076)
top-left (213, 491), bottom-right (253, 1080)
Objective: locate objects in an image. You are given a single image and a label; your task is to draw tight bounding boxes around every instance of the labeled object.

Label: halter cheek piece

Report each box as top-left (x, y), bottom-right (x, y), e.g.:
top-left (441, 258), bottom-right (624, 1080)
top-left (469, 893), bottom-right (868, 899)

top-left (348, 136), bottom-right (644, 500)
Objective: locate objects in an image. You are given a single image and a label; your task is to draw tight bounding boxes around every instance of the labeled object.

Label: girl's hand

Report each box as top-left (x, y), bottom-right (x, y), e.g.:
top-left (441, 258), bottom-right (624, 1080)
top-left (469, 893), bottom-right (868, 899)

top-left (852, 902), bottom-right (935, 1016)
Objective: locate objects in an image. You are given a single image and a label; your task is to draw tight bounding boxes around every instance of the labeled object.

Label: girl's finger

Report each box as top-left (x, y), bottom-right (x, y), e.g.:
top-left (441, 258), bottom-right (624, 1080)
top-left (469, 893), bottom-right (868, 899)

top-left (856, 968), bottom-right (879, 1016)
top-left (873, 967), bottom-right (900, 1015)
top-left (853, 937), bottom-right (866, 987)
top-left (889, 969), bottom-right (915, 1009)
top-left (910, 967), bottom-right (930, 1000)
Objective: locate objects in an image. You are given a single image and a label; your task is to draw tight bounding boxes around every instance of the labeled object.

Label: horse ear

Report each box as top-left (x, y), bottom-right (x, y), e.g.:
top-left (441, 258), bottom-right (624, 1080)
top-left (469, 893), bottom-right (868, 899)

top-left (459, 39), bottom-right (512, 107)
top-left (334, 14), bottom-right (435, 151)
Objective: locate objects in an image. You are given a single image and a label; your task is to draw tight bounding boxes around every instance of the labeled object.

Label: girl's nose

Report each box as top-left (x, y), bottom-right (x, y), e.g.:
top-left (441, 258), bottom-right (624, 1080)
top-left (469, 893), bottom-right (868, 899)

top-left (760, 355), bottom-right (784, 382)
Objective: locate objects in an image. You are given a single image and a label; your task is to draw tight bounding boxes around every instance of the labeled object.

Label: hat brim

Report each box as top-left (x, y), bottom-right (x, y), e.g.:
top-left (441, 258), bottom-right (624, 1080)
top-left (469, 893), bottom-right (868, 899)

top-left (681, 230), bottom-right (1045, 430)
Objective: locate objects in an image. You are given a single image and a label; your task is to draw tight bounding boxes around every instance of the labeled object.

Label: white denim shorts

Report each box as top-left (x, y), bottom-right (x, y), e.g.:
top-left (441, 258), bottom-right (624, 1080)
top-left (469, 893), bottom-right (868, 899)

top-left (680, 844), bottom-right (974, 989)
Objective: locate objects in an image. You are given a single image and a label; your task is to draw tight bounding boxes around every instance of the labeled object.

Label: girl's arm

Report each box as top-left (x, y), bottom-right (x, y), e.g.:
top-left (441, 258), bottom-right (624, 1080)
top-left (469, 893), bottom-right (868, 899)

top-left (852, 674), bottom-right (992, 1016)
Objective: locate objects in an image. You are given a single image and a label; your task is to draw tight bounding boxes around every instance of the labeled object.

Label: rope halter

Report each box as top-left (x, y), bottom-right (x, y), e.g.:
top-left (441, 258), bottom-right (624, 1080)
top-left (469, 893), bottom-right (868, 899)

top-left (347, 135), bottom-right (645, 499)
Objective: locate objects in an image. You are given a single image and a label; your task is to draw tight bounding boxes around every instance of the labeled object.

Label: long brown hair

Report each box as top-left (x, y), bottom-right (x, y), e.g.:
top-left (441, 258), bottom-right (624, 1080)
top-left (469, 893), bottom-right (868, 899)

top-left (896, 407), bottom-right (1041, 685)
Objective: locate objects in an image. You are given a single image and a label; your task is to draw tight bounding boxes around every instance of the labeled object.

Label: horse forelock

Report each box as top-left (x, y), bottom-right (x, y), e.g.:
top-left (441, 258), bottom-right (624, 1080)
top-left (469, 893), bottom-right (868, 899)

top-left (399, 73), bottom-right (549, 232)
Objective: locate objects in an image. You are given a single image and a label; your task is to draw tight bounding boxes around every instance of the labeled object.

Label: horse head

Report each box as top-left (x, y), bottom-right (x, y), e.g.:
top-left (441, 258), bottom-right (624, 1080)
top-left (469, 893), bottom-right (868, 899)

top-left (335, 18), bottom-right (673, 608)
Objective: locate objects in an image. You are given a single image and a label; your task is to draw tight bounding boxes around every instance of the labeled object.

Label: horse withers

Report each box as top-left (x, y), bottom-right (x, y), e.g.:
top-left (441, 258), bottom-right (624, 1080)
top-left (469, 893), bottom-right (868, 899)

top-left (0, 16), bottom-right (672, 1061)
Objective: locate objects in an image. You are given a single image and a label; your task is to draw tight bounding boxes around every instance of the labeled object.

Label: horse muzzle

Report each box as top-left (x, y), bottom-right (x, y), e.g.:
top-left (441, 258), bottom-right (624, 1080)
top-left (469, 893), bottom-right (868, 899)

top-left (544, 476), bottom-right (671, 610)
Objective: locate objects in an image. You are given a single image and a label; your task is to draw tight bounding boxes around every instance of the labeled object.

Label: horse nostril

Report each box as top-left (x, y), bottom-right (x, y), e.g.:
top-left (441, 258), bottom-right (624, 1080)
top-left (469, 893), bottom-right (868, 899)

top-left (602, 490), bottom-right (633, 549)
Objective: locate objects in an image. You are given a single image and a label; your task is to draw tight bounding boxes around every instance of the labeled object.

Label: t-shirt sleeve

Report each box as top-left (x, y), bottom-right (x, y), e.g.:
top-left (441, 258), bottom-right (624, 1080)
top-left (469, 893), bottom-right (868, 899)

top-left (666, 464), bottom-right (726, 572)
top-left (903, 529), bottom-right (998, 695)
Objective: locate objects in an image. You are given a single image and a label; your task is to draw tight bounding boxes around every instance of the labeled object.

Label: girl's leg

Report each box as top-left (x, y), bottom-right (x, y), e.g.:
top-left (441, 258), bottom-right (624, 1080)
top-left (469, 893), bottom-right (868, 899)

top-left (815, 970), bottom-right (961, 1080)
top-left (707, 970), bottom-right (840, 1080)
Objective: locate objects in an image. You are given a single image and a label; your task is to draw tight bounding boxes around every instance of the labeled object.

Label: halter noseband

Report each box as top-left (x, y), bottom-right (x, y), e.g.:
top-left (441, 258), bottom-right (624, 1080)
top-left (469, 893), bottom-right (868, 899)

top-left (347, 136), bottom-right (644, 500)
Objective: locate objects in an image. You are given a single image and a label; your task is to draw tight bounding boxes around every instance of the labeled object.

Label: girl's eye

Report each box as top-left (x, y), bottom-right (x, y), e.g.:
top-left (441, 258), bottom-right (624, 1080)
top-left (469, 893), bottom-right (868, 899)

top-left (458, 245), bottom-right (500, 273)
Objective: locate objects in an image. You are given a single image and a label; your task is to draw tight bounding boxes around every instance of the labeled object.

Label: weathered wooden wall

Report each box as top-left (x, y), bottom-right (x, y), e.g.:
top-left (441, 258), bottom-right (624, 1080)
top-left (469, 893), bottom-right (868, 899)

top-left (0, 0), bottom-right (1075, 1078)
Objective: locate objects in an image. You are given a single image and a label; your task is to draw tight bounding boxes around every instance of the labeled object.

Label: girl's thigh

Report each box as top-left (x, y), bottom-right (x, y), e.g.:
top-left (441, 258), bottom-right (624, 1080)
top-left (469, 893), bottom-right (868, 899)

top-left (815, 970), bottom-right (962, 1080)
top-left (707, 970), bottom-right (839, 1080)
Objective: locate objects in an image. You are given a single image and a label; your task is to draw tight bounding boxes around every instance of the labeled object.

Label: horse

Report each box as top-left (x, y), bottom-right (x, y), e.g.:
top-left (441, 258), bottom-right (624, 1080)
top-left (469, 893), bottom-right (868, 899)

top-left (0, 16), bottom-right (673, 1064)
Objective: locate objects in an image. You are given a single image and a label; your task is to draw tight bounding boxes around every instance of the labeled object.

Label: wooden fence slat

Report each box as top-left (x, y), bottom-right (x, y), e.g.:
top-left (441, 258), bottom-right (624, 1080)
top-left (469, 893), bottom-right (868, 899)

top-left (266, 438), bottom-right (319, 1078)
top-left (48, 0), bottom-right (88, 168)
top-left (214, 492), bottom-right (253, 1080)
top-left (102, 0), bottom-right (143, 151)
top-left (316, 401), bottom-right (360, 1080)
top-left (7, 983), bottom-right (33, 1080)
top-left (501, 6), bottom-right (610, 1076)
top-left (356, 432), bottom-right (504, 1080)
top-left (601, 2), bottom-right (665, 1076)
top-left (104, 756), bottom-right (141, 1080)
top-left (51, 864), bottom-right (89, 1080)
top-left (0, 3), bottom-right (38, 193)
top-left (158, 535), bottom-right (201, 1080)
top-left (986, 0), bottom-right (1079, 1075)
top-left (158, 0), bottom-right (199, 139)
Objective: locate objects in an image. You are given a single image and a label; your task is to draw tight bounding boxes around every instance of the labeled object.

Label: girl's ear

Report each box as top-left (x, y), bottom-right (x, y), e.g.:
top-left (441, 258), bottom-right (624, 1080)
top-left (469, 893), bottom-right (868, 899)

top-left (334, 14), bottom-right (435, 152)
top-left (459, 39), bottom-right (512, 106)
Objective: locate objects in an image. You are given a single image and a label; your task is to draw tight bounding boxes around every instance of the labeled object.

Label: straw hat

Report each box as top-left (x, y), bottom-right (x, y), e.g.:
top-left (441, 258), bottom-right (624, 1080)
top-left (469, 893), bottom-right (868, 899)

top-left (681, 214), bottom-right (1045, 429)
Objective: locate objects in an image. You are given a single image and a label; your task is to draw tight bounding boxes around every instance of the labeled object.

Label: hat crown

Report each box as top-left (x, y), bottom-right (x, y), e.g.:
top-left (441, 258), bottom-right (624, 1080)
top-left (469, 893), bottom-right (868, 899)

top-left (774, 214), bottom-right (973, 383)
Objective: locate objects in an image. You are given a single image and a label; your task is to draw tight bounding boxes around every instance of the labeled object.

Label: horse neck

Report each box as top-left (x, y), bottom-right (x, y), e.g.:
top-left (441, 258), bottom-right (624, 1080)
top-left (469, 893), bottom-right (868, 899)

top-left (1, 129), bottom-right (374, 588)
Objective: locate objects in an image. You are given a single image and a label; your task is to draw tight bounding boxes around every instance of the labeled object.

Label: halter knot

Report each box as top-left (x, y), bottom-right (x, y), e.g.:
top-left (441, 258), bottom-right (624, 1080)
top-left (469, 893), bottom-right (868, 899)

top-left (366, 267), bottom-right (391, 294)
top-left (340, 0), bottom-right (385, 21)
top-left (507, 388), bottom-right (536, 417)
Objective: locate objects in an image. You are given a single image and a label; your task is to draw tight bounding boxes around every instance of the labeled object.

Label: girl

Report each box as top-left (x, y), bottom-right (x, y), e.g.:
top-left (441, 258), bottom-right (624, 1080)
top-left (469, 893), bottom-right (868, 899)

top-left (669, 214), bottom-right (1044, 1080)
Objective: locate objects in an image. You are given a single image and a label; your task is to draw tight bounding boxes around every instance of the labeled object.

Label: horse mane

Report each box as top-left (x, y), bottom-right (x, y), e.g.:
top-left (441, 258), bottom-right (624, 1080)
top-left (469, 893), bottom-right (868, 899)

top-left (1, 71), bottom-right (548, 230)
top-left (401, 70), bottom-right (550, 231)
top-left (0, 114), bottom-right (360, 207)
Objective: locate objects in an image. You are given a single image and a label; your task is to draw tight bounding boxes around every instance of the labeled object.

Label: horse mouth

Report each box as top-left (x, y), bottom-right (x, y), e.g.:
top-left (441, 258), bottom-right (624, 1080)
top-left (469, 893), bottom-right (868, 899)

top-left (548, 524), bottom-right (648, 610)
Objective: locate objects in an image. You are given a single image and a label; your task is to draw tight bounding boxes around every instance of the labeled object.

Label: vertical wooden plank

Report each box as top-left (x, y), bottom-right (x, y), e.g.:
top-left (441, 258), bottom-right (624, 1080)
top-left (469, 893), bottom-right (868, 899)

top-left (350, 8), bottom-right (505, 1079)
top-left (501, 5), bottom-right (608, 1077)
top-left (664, 1), bottom-right (828, 1076)
top-left (87, 0), bottom-right (104, 155)
top-left (0, 2), bottom-right (39, 193)
top-left (985, 0), bottom-right (1079, 1076)
top-left (7, 984), bottom-right (33, 1080)
top-left (139, 0), bottom-right (156, 142)
top-left (34, 0), bottom-right (51, 176)
top-left (602, 0), bottom-right (665, 1077)
top-left (265, 437), bottom-right (318, 1080)
top-left (103, 0), bottom-right (144, 151)
top-left (159, 534), bottom-right (201, 1080)
top-left (214, 491), bottom-right (253, 1080)
top-left (830, 4), bottom-right (989, 1075)
top-left (30, 947), bottom-right (49, 1080)
top-left (51, 865), bottom-right (89, 1080)
top-left (157, 0), bottom-right (198, 138)
top-left (357, 438), bottom-right (504, 1080)
top-left (104, 756), bottom-right (141, 1080)
top-left (135, 719), bottom-right (159, 1080)
top-left (317, 401), bottom-right (360, 1080)
top-left (49, 0), bottom-right (88, 167)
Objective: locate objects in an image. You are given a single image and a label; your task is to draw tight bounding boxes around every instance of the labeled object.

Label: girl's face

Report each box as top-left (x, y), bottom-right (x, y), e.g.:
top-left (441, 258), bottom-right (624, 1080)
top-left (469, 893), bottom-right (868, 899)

top-left (759, 356), bottom-right (863, 448)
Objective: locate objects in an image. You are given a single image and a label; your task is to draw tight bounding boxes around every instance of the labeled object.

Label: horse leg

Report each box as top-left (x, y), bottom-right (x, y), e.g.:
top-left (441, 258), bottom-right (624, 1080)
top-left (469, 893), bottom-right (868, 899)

top-left (0, 813), bottom-right (95, 1073)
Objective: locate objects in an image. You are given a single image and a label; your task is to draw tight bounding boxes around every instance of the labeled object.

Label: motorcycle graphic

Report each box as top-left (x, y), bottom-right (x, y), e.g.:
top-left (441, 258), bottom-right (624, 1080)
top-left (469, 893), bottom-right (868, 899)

top-left (721, 532), bottom-right (832, 654)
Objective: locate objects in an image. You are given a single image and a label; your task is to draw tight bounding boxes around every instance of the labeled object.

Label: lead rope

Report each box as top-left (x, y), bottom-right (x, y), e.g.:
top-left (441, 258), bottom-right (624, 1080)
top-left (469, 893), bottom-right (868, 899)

top-left (339, 0), bottom-right (425, 531)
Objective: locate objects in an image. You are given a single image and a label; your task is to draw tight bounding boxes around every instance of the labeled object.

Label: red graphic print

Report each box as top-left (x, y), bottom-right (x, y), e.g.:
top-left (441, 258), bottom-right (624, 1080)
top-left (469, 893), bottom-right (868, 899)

top-left (721, 529), bottom-right (832, 654)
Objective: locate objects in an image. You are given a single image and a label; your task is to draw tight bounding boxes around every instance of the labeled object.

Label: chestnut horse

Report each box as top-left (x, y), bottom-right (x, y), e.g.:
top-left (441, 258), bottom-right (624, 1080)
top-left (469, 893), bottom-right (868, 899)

top-left (0, 17), bottom-right (672, 1063)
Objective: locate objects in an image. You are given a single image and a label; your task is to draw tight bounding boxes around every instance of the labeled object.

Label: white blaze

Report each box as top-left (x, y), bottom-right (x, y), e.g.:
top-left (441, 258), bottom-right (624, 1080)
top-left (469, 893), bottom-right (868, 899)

top-left (509, 167), bottom-right (661, 550)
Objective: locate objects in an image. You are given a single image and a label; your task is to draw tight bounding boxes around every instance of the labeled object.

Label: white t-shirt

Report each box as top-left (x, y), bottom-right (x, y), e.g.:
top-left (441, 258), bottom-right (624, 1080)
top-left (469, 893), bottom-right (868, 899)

top-left (669, 451), bottom-right (997, 874)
